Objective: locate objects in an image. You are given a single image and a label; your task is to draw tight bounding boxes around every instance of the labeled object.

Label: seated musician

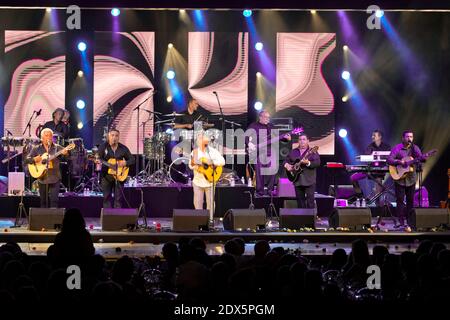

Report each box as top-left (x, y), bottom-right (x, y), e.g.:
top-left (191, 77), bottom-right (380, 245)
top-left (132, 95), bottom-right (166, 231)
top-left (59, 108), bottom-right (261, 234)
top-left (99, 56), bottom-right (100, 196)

top-left (350, 129), bottom-right (390, 204)
top-left (96, 128), bottom-right (135, 208)
top-left (173, 97), bottom-right (202, 129)
top-left (188, 132), bottom-right (225, 213)
top-left (41, 108), bottom-right (70, 140)
top-left (283, 133), bottom-right (320, 209)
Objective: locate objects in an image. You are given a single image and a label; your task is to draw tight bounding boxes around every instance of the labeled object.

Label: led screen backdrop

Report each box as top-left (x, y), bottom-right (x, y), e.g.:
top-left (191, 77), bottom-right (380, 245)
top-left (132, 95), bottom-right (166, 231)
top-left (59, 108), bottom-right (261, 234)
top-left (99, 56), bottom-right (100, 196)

top-left (93, 31), bottom-right (155, 153)
top-left (276, 33), bottom-right (336, 154)
top-left (4, 31), bottom-right (66, 137)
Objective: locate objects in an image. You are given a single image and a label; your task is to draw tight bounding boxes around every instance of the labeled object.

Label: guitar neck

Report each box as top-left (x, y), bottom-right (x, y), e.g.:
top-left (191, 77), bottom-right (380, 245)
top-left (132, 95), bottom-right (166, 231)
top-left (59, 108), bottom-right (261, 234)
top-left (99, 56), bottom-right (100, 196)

top-left (48, 147), bottom-right (69, 161)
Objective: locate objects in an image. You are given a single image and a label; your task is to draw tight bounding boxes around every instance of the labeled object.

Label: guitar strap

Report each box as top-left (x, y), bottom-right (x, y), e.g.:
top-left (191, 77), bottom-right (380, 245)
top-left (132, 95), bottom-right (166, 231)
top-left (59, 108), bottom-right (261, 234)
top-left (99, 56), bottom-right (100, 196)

top-left (299, 147), bottom-right (310, 160)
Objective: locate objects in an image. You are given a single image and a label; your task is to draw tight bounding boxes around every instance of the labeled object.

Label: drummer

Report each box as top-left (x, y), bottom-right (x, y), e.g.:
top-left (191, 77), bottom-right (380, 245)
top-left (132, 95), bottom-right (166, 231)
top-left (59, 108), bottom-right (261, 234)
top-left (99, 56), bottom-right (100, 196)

top-left (41, 108), bottom-right (69, 140)
top-left (173, 98), bottom-right (203, 129)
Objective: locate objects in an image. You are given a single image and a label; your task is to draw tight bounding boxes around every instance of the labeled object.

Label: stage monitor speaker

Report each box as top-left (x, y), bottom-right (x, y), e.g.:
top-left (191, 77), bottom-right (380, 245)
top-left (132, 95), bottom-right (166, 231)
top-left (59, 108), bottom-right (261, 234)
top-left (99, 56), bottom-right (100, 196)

top-left (101, 208), bottom-right (138, 231)
top-left (328, 185), bottom-right (355, 199)
top-left (280, 208), bottom-right (316, 229)
top-left (223, 209), bottom-right (266, 231)
top-left (29, 207), bottom-right (65, 231)
top-left (409, 208), bottom-right (449, 230)
top-left (172, 209), bottom-right (209, 232)
top-left (329, 208), bottom-right (371, 230)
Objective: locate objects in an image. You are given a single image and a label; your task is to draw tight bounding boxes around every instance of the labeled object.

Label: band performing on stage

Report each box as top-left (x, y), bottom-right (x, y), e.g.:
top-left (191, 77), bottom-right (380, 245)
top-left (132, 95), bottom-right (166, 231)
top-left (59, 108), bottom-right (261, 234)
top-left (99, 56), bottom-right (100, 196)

top-left (0, 100), bottom-right (440, 231)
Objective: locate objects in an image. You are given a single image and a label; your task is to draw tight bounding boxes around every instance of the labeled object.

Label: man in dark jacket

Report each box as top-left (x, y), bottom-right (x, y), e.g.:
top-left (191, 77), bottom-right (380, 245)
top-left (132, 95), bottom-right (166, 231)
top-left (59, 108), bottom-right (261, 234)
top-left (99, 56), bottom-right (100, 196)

top-left (284, 133), bottom-right (320, 208)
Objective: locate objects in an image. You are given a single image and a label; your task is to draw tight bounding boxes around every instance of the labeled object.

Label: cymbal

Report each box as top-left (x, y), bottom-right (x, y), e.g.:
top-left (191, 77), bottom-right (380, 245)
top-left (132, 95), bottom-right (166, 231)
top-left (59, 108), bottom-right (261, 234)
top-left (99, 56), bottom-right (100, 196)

top-left (162, 112), bottom-right (184, 117)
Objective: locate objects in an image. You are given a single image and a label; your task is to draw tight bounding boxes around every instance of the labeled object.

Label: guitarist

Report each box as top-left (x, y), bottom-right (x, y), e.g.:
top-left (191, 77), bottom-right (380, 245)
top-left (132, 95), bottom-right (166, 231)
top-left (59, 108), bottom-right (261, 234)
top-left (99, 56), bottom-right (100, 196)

top-left (189, 132), bottom-right (225, 211)
top-left (247, 110), bottom-right (291, 197)
top-left (387, 130), bottom-right (424, 227)
top-left (96, 128), bottom-right (134, 208)
top-left (283, 133), bottom-right (320, 209)
top-left (26, 128), bottom-right (69, 208)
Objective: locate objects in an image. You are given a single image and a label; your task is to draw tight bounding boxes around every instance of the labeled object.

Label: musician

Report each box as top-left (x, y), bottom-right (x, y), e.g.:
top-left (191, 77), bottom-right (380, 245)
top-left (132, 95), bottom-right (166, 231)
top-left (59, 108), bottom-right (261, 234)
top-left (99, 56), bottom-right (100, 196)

top-left (387, 130), bottom-right (424, 227)
top-left (189, 132), bottom-right (225, 211)
top-left (284, 133), bottom-right (320, 208)
top-left (25, 128), bottom-right (69, 208)
top-left (41, 108), bottom-right (69, 139)
top-left (247, 110), bottom-right (290, 197)
top-left (351, 130), bottom-right (391, 201)
top-left (97, 128), bottom-right (135, 208)
top-left (62, 110), bottom-right (70, 127)
top-left (173, 98), bottom-right (202, 129)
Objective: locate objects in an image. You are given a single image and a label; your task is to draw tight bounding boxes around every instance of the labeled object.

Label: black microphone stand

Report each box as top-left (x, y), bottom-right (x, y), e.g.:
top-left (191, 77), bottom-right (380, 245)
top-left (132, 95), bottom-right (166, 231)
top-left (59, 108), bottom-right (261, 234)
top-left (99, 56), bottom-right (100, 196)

top-left (205, 144), bottom-right (216, 229)
top-left (133, 92), bottom-right (154, 179)
top-left (213, 91), bottom-right (226, 144)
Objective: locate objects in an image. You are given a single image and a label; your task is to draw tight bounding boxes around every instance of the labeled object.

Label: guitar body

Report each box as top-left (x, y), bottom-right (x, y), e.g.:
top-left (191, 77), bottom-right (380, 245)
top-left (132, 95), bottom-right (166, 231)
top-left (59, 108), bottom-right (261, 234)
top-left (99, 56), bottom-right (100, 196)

top-left (286, 159), bottom-right (303, 183)
top-left (197, 163), bottom-right (223, 183)
top-left (106, 158), bottom-right (129, 182)
top-left (389, 156), bottom-right (414, 180)
top-left (28, 153), bottom-right (53, 178)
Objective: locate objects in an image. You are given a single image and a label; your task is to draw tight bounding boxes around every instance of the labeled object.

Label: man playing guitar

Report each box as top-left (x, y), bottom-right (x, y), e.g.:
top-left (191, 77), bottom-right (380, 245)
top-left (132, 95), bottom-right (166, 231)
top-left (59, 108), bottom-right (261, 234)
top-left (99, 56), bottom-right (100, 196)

top-left (96, 128), bottom-right (134, 208)
top-left (189, 132), bottom-right (225, 214)
top-left (387, 130), bottom-right (424, 227)
top-left (284, 133), bottom-right (320, 209)
top-left (25, 128), bottom-right (69, 208)
top-left (247, 110), bottom-right (291, 197)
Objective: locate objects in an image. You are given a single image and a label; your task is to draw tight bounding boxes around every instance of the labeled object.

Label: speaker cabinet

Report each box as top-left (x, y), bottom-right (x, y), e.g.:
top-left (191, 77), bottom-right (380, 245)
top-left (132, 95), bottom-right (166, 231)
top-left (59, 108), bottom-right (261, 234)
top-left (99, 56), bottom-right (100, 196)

top-left (280, 208), bottom-right (316, 229)
top-left (101, 208), bottom-right (138, 231)
top-left (223, 209), bottom-right (266, 231)
top-left (29, 207), bottom-right (65, 231)
top-left (409, 208), bottom-right (449, 229)
top-left (329, 208), bottom-right (371, 230)
top-left (172, 209), bottom-right (209, 232)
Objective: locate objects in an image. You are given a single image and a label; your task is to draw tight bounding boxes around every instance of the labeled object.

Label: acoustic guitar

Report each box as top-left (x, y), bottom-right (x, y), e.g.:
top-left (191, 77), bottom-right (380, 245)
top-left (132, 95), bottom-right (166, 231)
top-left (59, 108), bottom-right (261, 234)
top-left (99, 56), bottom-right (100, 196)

top-left (96, 156), bottom-right (130, 182)
top-left (389, 149), bottom-right (437, 181)
top-left (285, 146), bottom-right (319, 183)
top-left (28, 143), bottom-right (75, 179)
top-left (194, 157), bottom-right (223, 183)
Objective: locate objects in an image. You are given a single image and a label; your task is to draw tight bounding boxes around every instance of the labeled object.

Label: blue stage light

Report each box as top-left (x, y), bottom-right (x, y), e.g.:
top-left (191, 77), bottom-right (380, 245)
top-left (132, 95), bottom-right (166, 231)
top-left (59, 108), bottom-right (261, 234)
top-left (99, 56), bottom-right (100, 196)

top-left (111, 8), bottom-right (120, 17)
top-left (255, 42), bottom-right (264, 51)
top-left (339, 128), bottom-right (348, 138)
top-left (254, 101), bottom-right (263, 111)
top-left (76, 99), bottom-right (86, 110)
top-left (341, 70), bottom-right (350, 80)
top-left (375, 10), bottom-right (384, 18)
top-left (77, 42), bottom-right (87, 52)
top-left (166, 70), bottom-right (176, 80)
top-left (243, 10), bottom-right (252, 17)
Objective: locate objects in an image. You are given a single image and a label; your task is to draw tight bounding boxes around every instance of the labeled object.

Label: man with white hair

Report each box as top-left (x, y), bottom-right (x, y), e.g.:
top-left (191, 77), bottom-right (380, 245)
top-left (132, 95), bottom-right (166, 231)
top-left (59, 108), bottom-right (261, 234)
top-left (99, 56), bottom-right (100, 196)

top-left (189, 132), bottom-right (225, 216)
top-left (25, 128), bottom-right (69, 207)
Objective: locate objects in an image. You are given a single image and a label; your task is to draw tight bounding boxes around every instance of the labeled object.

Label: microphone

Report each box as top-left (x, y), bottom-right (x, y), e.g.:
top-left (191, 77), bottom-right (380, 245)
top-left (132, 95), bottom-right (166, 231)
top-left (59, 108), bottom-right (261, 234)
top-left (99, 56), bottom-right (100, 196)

top-left (36, 109), bottom-right (42, 117)
top-left (6, 129), bottom-right (13, 136)
top-left (212, 91), bottom-right (218, 95)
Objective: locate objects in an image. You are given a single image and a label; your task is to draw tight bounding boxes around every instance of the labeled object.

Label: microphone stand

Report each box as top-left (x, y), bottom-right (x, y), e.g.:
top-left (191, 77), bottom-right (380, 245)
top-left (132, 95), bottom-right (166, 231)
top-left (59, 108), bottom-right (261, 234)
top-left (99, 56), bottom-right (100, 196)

top-left (205, 144), bottom-right (216, 229)
top-left (23, 111), bottom-right (38, 137)
top-left (213, 92), bottom-right (226, 144)
top-left (133, 91), bottom-right (156, 180)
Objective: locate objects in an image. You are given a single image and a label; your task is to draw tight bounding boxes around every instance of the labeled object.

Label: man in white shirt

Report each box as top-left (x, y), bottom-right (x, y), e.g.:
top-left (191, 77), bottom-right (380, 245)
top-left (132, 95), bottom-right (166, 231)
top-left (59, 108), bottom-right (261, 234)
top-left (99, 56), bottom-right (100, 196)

top-left (189, 132), bottom-right (225, 217)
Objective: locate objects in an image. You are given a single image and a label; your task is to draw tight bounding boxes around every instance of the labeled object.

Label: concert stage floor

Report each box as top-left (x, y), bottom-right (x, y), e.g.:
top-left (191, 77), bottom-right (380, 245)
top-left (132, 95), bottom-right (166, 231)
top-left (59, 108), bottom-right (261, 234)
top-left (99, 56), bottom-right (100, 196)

top-left (1, 217), bottom-right (449, 258)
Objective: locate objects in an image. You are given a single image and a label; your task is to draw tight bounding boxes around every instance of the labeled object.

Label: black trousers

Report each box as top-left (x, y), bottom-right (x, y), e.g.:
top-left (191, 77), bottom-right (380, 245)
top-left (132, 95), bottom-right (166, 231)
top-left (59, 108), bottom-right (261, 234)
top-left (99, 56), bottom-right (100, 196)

top-left (39, 182), bottom-right (60, 208)
top-left (394, 183), bottom-right (415, 221)
top-left (255, 163), bottom-right (276, 195)
top-left (101, 175), bottom-right (125, 208)
top-left (294, 184), bottom-right (316, 208)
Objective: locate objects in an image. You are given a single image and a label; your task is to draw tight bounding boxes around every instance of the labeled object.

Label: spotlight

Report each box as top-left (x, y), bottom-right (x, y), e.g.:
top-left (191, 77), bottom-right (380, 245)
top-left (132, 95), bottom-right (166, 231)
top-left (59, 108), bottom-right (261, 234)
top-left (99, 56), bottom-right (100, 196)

top-left (342, 96), bottom-right (348, 102)
top-left (77, 122), bottom-right (84, 129)
top-left (168, 43), bottom-right (174, 49)
top-left (76, 99), bottom-right (86, 110)
top-left (254, 101), bottom-right (263, 111)
top-left (338, 128), bottom-right (348, 138)
top-left (77, 70), bottom-right (84, 77)
top-left (166, 70), bottom-right (176, 80)
top-left (310, 10), bottom-right (317, 14)
top-left (341, 71), bottom-right (350, 80)
top-left (179, 9), bottom-right (186, 13)
top-left (243, 10), bottom-right (252, 18)
top-left (166, 96), bottom-right (173, 103)
top-left (77, 42), bottom-right (87, 52)
top-left (255, 42), bottom-right (264, 51)
top-left (46, 8), bottom-right (52, 13)
top-left (111, 8), bottom-right (120, 17)
top-left (343, 45), bottom-right (349, 51)
top-left (375, 10), bottom-right (384, 18)
top-left (256, 72), bottom-right (262, 77)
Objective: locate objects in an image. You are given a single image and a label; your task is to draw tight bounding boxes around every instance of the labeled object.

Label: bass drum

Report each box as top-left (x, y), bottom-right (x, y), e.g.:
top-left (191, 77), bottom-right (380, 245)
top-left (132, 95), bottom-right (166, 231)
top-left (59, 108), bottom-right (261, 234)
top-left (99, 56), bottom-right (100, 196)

top-left (168, 157), bottom-right (193, 184)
